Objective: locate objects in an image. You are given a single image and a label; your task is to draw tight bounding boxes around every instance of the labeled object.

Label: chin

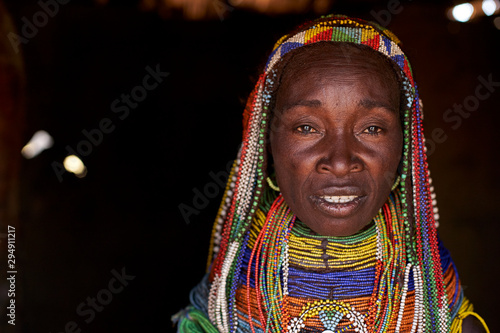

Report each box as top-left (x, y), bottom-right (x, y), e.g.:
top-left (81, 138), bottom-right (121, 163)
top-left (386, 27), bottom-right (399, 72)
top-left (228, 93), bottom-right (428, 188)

top-left (303, 217), bottom-right (369, 237)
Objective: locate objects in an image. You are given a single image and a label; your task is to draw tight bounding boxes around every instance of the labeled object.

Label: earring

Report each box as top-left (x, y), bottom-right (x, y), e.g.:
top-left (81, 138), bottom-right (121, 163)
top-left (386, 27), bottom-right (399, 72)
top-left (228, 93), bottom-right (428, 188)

top-left (266, 177), bottom-right (280, 192)
top-left (391, 175), bottom-right (401, 191)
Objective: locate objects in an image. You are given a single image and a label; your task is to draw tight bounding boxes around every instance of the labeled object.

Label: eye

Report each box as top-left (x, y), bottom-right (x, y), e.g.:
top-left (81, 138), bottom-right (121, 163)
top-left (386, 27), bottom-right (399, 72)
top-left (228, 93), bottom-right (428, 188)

top-left (295, 125), bottom-right (318, 134)
top-left (363, 125), bottom-right (383, 135)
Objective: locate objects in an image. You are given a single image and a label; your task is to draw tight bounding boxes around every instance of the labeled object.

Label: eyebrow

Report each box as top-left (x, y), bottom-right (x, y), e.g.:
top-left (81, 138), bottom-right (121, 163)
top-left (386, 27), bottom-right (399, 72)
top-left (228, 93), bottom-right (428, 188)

top-left (281, 99), bottom-right (322, 112)
top-left (358, 99), bottom-right (397, 113)
top-left (279, 98), bottom-right (398, 114)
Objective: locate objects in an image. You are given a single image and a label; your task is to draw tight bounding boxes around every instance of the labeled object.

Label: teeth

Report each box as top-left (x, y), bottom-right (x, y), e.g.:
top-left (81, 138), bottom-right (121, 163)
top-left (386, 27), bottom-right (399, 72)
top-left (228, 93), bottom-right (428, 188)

top-left (321, 195), bottom-right (358, 203)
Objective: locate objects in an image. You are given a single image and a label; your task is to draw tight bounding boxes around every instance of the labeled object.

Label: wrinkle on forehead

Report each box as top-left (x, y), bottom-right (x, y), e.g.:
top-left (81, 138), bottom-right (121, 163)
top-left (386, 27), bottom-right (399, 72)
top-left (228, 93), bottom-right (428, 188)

top-left (274, 42), bottom-right (401, 116)
top-left (282, 47), bottom-right (397, 85)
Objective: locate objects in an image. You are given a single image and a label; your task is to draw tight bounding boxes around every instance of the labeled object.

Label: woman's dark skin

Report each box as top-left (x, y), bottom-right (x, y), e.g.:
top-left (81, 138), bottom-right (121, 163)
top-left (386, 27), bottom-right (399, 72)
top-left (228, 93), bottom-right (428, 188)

top-left (270, 43), bottom-right (402, 237)
top-left (268, 43), bottom-right (485, 332)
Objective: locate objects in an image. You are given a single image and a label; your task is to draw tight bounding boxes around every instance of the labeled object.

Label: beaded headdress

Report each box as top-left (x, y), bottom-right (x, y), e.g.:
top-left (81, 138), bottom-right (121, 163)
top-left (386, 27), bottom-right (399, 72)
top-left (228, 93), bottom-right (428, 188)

top-left (206, 14), bottom-right (450, 332)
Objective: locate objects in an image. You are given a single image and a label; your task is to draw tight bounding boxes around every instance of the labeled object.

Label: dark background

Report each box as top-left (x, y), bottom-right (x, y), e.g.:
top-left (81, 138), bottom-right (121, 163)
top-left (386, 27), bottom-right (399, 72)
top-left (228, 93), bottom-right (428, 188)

top-left (1, 0), bottom-right (499, 332)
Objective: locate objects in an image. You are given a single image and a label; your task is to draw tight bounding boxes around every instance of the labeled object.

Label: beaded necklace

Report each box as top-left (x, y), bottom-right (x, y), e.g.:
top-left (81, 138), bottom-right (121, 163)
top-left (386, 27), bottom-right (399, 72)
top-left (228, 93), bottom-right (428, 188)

top-left (203, 14), bottom-right (458, 333)
top-left (230, 189), bottom-right (415, 333)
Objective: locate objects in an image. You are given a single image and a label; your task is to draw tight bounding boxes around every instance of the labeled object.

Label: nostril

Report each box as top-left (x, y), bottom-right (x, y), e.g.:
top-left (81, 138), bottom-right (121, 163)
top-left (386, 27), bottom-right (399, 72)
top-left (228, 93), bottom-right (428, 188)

top-left (351, 163), bottom-right (362, 172)
top-left (316, 153), bottom-right (363, 176)
top-left (320, 165), bottom-right (331, 172)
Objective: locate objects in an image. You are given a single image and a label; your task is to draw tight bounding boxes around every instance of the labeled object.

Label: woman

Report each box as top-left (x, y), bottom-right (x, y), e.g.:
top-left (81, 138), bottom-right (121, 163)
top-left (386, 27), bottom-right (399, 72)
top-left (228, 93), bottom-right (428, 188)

top-left (174, 15), bottom-right (489, 332)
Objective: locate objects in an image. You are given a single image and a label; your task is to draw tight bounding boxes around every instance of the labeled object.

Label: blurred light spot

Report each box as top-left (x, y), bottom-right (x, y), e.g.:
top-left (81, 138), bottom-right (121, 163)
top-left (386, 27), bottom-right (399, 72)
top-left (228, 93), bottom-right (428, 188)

top-left (494, 16), bottom-right (500, 28)
top-left (452, 3), bottom-right (475, 22)
top-left (63, 155), bottom-right (87, 178)
top-left (21, 130), bottom-right (54, 159)
top-left (482, 0), bottom-right (498, 15)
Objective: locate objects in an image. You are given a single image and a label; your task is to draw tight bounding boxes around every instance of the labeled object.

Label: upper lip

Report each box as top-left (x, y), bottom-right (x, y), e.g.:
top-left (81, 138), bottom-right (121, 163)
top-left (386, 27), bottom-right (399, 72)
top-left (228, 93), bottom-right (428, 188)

top-left (313, 185), bottom-right (365, 198)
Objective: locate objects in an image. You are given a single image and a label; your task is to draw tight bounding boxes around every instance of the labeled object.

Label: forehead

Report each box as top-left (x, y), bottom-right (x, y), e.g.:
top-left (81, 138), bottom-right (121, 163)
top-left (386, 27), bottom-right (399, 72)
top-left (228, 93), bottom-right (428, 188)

top-left (275, 43), bottom-right (401, 112)
top-left (279, 42), bottom-right (398, 86)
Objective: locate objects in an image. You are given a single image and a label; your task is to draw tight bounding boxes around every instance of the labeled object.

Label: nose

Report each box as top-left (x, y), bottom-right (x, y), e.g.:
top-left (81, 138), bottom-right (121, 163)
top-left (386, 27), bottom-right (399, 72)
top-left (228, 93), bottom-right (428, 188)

top-left (315, 132), bottom-right (363, 177)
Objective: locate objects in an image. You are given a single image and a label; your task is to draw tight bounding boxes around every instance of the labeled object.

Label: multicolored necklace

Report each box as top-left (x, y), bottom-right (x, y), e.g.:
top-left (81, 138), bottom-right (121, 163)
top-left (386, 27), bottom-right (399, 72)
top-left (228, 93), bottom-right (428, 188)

top-left (220, 189), bottom-right (429, 333)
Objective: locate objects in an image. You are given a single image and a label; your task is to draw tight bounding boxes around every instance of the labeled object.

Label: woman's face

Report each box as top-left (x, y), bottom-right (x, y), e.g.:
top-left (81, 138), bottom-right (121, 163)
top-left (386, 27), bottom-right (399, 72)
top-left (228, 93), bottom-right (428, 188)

top-left (269, 44), bottom-right (403, 236)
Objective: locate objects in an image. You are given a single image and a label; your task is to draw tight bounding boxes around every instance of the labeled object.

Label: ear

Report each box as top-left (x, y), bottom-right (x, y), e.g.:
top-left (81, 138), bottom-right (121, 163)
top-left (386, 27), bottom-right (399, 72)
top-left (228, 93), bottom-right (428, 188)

top-left (267, 137), bottom-right (273, 156)
top-left (397, 156), bottom-right (403, 175)
top-left (266, 148), bottom-right (274, 173)
top-left (267, 115), bottom-right (275, 160)
top-left (266, 137), bottom-right (275, 177)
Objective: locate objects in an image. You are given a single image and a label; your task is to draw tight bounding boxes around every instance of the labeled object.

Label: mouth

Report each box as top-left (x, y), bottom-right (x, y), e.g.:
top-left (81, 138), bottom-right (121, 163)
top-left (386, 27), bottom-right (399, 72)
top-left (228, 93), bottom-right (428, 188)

top-left (320, 195), bottom-right (359, 203)
top-left (310, 194), bottom-right (366, 218)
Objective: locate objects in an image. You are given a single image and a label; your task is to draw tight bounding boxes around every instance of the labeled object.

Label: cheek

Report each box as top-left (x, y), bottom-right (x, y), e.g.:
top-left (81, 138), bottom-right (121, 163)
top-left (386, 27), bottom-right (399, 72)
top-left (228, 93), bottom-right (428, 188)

top-left (371, 137), bottom-right (403, 189)
top-left (270, 135), bottom-right (289, 179)
top-left (270, 135), bottom-right (311, 194)
top-left (272, 141), bottom-right (299, 181)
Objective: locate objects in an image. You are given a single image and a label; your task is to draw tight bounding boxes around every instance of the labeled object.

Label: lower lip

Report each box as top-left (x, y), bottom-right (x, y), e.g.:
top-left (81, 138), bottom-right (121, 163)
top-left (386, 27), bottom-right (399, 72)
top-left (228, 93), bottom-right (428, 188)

top-left (310, 196), bottom-right (366, 218)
